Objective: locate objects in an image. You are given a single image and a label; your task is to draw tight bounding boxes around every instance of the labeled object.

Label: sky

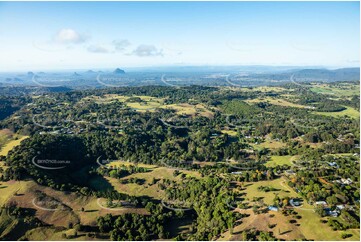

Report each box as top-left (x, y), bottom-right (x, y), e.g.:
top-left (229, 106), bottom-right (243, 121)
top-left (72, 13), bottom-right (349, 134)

top-left (0, 1), bottom-right (359, 71)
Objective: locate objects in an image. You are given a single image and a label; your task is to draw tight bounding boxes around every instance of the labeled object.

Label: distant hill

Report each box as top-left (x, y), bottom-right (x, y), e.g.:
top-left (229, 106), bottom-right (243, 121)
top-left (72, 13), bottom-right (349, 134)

top-left (251, 67), bottom-right (360, 82)
top-left (113, 68), bottom-right (125, 74)
top-left (294, 68), bottom-right (360, 81)
top-left (73, 72), bottom-right (81, 76)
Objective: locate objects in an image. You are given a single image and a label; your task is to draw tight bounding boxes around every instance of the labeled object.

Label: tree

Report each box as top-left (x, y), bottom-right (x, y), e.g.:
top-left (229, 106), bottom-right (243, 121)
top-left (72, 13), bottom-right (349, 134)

top-left (326, 195), bottom-right (337, 207)
top-left (315, 205), bottom-right (326, 217)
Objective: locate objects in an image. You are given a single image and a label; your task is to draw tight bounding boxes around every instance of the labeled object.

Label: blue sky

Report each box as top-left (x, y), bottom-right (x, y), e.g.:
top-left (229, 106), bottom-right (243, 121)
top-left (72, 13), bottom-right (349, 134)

top-left (0, 1), bottom-right (359, 71)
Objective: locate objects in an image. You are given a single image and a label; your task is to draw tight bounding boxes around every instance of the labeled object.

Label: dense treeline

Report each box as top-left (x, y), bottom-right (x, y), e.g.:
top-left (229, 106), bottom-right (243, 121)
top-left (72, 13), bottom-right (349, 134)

top-left (97, 202), bottom-right (170, 240)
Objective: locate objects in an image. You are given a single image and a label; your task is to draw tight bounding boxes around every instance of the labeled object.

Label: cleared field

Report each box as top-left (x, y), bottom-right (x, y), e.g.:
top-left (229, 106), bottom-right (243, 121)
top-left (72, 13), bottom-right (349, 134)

top-left (162, 103), bottom-right (213, 117)
top-left (0, 179), bottom-right (146, 231)
top-left (219, 210), bottom-right (305, 241)
top-left (229, 178), bottom-right (360, 241)
top-left (22, 227), bottom-right (98, 241)
top-left (246, 97), bottom-right (309, 109)
top-left (104, 162), bottom-right (201, 199)
top-left (81, 95), bottom-right (165, 112)
top-left (310, 84), bottom-right (360, 97)
top-left (0, 129), bottom-right (13, 148)
top-left (253, 139), bottom-right (286, 150)
top-left (81, 95), bottom-right (214, 117)
top-left (242, 178), bottom-right (301, 205)
top-left (276, 178), bottom-right (359, 241)
top-left (265, 155), bottom-right (295, 167)
top-left (0, 136), bottom-right (29, 157)
top-left (314, 106), bottom-right (359, 119)
top-left (296, 209), bottom-right (360, 241)
top-left (237, 86), bottom-right (291, 93)
top-left (0, 180), bottom-right (33, 206)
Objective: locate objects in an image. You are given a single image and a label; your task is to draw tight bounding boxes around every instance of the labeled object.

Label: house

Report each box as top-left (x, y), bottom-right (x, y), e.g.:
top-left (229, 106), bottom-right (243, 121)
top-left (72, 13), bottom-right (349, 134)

top-left (325, 208), bottom-right (339, 217)
top-left (315, 201), bottom-right (327, 206)
top-left (341, 178), bottom-right (353, 185)
top-left (268, 206), bottom-right (278, 211)
top-left (327, 162), bottom-right (339, 168)
top-left (336, 205), bottom-right (345, 210)
top-left (290, 199), bottom-right (301, 207)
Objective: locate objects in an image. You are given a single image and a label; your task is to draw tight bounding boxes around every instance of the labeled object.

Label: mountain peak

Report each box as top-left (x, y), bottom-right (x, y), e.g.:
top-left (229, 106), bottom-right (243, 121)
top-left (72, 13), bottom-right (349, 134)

top-left (113, 68), bottom-right (125, 74)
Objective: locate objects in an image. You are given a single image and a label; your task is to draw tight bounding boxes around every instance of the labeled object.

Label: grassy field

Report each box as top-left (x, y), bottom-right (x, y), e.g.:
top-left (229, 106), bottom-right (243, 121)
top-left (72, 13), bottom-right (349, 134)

top-left (253, 139), bottom-right (286, 150)
top-left (162, 103), bottom-right (214, 117)
top-left (81, 94), bottom-right (214, 117)
top-left (21, 227), bottom-right (99, 240)
top-left (241, 178), bottom-right (301, 205)
top-left (296, 208), bottom-right (360, 241)
top-left (104, 161), bottom-right (201, 200)
top-left (0, 180), bottom-right (33, 206)
top-left (0, 129), bottom-right (13, 148)
top-left (225, 177), bottom-right (360, 241)
top-left (265, 155), bottom-right (295, 168)
top-left (0, 135), bottom-right (28, 157)
top-left (236, 86), bottom-right (291, 93)
top-left (246, 97), bottom-right (309, 109)
top-left (81, 94), bottom-right (164, 111)
top-left (218, 210), bottom-right (305, 241)
top-left (310, 84), bottom-right (360, 97)
top-left (314, 106), bottom-right (359, 119)
top-left (0, 129), bottom-right (28, 157)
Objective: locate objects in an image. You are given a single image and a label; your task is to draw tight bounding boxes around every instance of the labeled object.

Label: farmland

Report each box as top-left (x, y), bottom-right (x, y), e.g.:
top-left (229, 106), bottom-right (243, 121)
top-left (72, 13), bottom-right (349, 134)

top-left (0, 81), bottom-right (359, 241)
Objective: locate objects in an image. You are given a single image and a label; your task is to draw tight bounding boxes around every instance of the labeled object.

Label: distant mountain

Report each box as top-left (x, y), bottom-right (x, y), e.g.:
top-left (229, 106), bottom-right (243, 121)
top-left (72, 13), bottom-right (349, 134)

top-left (249, 67), bottom-right (360, 82)
top-left (27, 71), bottom-right (34, 76)
top-left (73, 72), bottom-right (81, 76)
top-left (113, 68), bottom-right (125, 74)
top-left (86, 70), bottom-right (96, 74)
top-left (294, 68), bottom-right (360, 82)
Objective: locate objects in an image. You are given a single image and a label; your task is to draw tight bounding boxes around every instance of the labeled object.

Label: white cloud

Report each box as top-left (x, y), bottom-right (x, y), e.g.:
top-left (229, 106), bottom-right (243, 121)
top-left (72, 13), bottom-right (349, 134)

top-left (55, 28), bottom-right (88, 44)
top-left (130, 45), bottom-right (163, 57)
top-left (87, 39), bottom-right (131, 54)
top-left (87, 45), bottom-right (110, 53)
top-left (112, 39), bottom-right (131, 51)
